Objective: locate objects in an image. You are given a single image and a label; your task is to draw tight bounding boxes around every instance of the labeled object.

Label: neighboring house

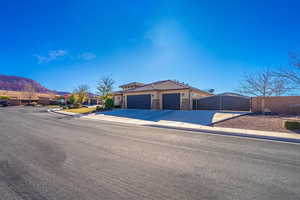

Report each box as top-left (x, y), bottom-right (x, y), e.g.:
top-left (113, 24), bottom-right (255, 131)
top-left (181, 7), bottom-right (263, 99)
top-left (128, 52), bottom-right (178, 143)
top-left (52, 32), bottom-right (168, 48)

top-left (112, 80), bottom-right (212, 110)
top-left (85, 94), bottom-right (101, 105)
top-left (0, 89), bottom-right (58, 105)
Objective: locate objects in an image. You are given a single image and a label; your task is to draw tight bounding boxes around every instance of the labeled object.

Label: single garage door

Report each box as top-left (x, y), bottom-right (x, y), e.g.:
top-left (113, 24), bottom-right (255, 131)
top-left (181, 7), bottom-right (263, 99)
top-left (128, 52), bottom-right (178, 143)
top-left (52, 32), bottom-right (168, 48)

top-left (163, 93), bottom-right (180, 110)
top-left (127, 94), bottom-right (151, 109)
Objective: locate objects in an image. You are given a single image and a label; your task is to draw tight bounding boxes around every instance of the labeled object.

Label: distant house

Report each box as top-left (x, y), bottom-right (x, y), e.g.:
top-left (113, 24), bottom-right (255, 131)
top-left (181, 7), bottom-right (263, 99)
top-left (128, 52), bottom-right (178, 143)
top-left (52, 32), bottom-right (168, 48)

top-left (0, 89), bottom-right (58, 105)
top-left (112, 80), bottom-right (212, 110)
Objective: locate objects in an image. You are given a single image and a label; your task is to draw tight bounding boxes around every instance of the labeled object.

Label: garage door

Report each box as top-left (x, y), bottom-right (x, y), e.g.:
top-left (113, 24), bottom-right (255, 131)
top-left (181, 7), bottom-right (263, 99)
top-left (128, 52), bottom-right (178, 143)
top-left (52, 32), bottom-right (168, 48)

top-left (162, 93), bottom-right (180, 110)
top-left (127, 94), bottom-right (151, 109)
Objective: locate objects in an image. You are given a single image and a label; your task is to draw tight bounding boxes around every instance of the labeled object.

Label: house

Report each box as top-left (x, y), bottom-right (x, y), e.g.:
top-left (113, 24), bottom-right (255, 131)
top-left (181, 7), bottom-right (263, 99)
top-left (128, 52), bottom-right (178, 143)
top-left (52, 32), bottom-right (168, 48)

top-left (113, 80), bottom-right (212, 110)
top-left (0, 89), bottom-right (59, 105)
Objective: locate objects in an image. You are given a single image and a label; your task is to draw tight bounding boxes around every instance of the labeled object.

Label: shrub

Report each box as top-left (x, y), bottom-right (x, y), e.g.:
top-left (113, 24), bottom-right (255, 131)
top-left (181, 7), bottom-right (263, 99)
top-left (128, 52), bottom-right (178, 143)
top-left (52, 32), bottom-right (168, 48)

top-left (104, 98), bottom-right (114, 109)
top-left (284, 121), bottom-right (300, 130)
top-left (0, 96), bottom-right (10, 100)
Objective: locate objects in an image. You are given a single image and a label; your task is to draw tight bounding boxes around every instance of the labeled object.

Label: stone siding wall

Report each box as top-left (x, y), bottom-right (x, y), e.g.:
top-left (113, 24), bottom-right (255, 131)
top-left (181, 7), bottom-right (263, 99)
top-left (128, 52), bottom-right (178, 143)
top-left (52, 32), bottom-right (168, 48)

top-left (181, 98), bottom-right (190, 110)
top-left (152, 99), bottom-right (160, 109)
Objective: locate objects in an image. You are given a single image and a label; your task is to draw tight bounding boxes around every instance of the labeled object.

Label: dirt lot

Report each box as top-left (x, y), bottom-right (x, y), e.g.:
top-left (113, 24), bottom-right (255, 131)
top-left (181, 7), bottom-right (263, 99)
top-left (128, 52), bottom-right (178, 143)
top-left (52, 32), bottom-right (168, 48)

top-left (213, 113), bottom-right (300, 134)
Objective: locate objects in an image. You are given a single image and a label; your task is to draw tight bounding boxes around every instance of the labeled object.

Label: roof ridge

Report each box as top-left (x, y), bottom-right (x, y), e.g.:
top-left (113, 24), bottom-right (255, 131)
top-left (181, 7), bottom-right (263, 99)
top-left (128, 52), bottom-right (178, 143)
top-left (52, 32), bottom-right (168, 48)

top-left (119, 81), bottom-right (144, 87)
top-left (134, 80), bottom-right (170, 88)
top-left (125, 80), bottom-right (192, 91)
top-left (168, 80), bottom-right (190, 88)
top-left (169, 80), bottom-right (212, 95)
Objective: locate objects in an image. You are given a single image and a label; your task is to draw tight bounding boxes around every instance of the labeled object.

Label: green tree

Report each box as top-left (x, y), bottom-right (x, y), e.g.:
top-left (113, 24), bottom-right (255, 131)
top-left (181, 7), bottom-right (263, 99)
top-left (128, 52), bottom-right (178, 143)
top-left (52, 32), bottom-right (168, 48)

top-left (0, 96), bottom-right (10, 100)
top-left (68, 94), bottom-right (78, 105)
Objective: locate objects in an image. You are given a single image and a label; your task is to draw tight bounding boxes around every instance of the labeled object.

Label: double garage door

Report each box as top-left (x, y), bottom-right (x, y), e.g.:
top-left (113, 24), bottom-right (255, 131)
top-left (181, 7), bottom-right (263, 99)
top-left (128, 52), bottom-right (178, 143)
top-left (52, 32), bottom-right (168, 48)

top-left (127, 93), bottom-right (180, 110)
top-left (127, 94), bottom-right (151, 109)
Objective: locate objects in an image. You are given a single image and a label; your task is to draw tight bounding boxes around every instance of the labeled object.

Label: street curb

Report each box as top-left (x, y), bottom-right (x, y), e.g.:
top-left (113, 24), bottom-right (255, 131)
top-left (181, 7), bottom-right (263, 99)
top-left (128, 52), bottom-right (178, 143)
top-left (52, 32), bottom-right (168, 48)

top-left (48, 109), bottom-right (83, 117)
top-left (143, 124), bottom-right (300, 144)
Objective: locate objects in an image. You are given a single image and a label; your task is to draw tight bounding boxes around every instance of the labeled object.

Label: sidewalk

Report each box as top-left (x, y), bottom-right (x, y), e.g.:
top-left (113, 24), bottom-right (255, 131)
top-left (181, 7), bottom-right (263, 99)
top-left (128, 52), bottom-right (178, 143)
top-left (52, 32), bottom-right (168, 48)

top-left (51, 110), bottom-right (300, 143)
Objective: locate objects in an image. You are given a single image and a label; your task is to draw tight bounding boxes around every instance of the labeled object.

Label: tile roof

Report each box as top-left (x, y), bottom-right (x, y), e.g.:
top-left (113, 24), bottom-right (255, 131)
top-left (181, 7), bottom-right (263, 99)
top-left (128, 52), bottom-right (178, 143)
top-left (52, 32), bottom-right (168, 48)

top-left (110, 90), bottom-right (123, 95)
top-left (122, 80), bottom-right (210, 94)
top-left (119, 82), bottom-right (144, 87)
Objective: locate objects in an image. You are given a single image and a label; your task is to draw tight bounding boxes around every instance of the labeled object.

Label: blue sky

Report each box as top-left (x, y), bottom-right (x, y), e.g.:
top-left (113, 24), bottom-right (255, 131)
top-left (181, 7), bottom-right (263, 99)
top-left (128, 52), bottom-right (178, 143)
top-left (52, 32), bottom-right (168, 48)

top-left (1, 0), bottom-right (300, 93)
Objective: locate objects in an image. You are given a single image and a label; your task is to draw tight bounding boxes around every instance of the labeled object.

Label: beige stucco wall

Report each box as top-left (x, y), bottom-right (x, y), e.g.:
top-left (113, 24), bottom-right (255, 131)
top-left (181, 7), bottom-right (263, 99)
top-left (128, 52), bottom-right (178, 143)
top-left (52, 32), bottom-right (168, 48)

top-left (113, 94), bottom-right (123, 106)
top-left (116, 89), bottom-right (210, 110)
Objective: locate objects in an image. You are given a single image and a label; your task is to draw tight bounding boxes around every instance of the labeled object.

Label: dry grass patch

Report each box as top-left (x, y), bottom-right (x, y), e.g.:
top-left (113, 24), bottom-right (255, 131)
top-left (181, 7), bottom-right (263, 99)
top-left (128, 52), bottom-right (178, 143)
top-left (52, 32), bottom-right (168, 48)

top-left (63, 107), bottom-right (96, 114)
top-left (47, 105), bottom-right (61, 109)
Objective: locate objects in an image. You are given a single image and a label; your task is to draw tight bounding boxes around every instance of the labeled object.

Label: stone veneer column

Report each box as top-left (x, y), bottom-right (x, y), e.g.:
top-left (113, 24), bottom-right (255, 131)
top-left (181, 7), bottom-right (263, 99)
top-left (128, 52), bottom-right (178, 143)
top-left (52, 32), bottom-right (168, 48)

top-left (181, 98), bottom-right (190, 110)
top-left (122, 96), bottom-right (126, 108)
top-left (152, 99), bottom-right (160, 109)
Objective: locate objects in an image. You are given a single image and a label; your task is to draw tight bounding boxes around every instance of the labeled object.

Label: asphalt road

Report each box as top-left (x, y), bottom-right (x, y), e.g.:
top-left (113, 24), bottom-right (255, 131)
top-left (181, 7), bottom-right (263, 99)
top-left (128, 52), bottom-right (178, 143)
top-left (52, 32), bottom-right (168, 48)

top-left (0, 107), bottom-right (300, 200)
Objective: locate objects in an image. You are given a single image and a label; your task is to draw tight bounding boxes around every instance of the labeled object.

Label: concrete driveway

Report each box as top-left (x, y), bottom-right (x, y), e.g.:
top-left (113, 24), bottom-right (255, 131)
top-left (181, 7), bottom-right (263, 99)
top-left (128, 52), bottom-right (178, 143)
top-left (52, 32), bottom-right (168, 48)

top-left (96, 109), bottom-right (248, 125)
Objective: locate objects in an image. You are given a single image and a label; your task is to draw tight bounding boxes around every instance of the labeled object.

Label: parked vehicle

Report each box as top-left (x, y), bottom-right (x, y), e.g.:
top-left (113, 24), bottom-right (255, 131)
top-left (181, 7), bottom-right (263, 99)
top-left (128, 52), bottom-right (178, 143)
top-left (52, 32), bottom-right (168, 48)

top-left (0, 100), bottom-right (10, 107)
top-left (25, 102), bottom-right (38, 106)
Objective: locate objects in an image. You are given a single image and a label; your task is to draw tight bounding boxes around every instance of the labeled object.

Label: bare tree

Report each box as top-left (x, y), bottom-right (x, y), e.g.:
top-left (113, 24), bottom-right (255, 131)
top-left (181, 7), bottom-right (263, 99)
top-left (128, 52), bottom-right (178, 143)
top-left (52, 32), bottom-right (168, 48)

top-left (276, 52), bottom-right (300, 89)
top-left (97, 76), bottom-right (115, 98)
top-left (237, 69), bottom-right (293, 97)
top-left (74, 85), bottom-right (89, 105)
top-left (271, 77), bottom-right (294, 96)
top-left (24, 83), bottom-right (36, 103)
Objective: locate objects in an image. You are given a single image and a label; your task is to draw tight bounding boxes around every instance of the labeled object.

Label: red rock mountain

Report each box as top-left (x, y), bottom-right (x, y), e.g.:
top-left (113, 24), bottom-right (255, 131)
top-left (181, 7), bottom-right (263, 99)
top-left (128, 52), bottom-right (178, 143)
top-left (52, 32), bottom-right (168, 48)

top-left (0, 74), bottom-right (53, 93)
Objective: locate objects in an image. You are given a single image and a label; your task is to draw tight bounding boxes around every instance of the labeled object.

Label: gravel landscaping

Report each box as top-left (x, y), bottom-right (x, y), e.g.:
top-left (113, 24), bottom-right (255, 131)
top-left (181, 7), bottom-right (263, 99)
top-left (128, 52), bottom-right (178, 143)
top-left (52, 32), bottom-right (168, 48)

top-left (213, 113), bottom-right (300, 134)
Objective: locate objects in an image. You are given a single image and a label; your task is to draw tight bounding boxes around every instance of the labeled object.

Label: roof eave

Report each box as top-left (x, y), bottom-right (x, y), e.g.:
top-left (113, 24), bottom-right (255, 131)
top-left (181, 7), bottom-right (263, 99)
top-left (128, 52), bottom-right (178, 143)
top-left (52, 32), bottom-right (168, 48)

top-left (122, 88), bottom-right (190, 93)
